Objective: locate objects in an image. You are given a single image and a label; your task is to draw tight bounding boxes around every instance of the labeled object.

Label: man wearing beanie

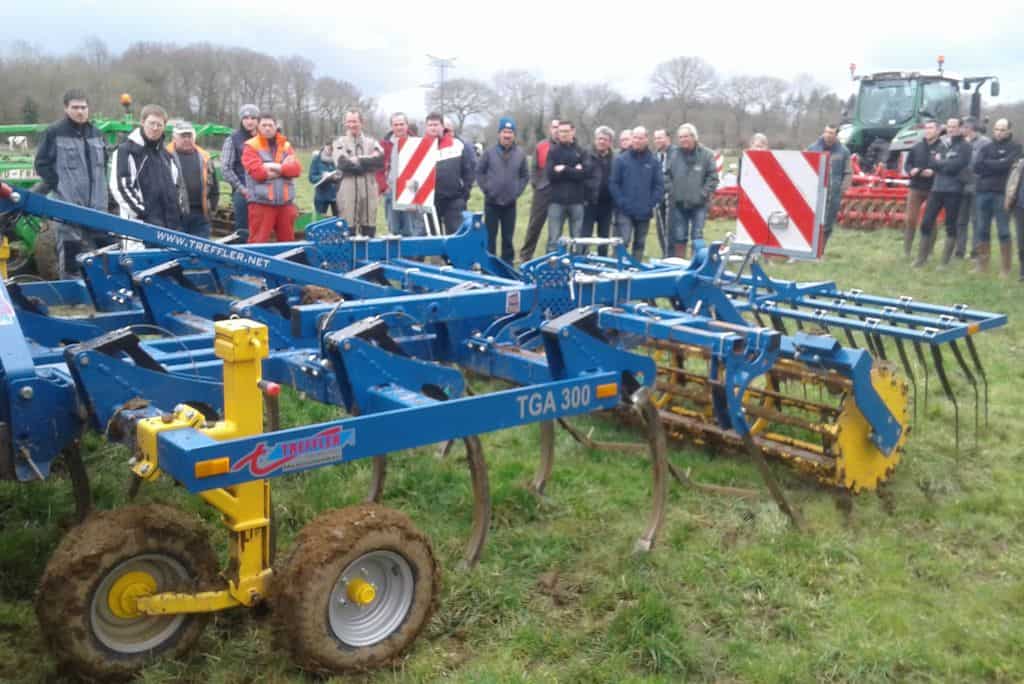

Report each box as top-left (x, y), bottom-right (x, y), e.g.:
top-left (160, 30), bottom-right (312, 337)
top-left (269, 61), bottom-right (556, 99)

top-left (221, 103), bottom-right (259, 236)
top-left (477, 117), bottom-right (528, 263)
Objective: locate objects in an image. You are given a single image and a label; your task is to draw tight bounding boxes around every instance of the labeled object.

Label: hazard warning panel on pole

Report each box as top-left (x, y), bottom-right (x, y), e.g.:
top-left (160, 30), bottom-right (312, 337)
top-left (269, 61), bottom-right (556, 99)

top-left (734, 150), bottom-right (828, 259)
top-left (394, 136), bottom-right (439, 210)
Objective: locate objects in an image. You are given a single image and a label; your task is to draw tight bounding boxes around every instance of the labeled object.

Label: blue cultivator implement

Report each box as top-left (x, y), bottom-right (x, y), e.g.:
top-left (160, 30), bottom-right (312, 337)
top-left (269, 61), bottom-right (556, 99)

top-left (0, 181), bottom-right (1007, 680)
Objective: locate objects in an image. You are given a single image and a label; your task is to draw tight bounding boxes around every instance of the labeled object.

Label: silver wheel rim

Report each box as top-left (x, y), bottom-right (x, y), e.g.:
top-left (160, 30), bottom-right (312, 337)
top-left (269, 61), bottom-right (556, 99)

top-left (90, 554), bottom-right (189, 654)
top-left (328, 550), bottom-right (415, 647)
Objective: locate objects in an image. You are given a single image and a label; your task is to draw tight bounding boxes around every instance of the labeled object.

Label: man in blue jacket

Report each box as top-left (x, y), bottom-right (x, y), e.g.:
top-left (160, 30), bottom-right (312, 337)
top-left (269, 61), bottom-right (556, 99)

top-left (477, 117), bottom-right (528, 263)
top-left (610, 126), bottom-right (664, 261)
top-left (915, 117), bottom-right (971, 267)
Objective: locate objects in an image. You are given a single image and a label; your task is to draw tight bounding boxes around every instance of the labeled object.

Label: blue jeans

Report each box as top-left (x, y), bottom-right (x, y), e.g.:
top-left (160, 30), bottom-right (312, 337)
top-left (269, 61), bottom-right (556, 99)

top-left (671, 204), bottom-right (707, 247)
top-left (616, 214), bottom-right (651, 260)
top-left (389, 206), bottom-right (426, 237)
top-left (181, 213), bottom-right (212, 239)
top-left (231, 189), bottom-right (249, 237)
top-left (546, 203), bottom-right (584, 253)
top-left (974, 191), bottom-right (1010, 245)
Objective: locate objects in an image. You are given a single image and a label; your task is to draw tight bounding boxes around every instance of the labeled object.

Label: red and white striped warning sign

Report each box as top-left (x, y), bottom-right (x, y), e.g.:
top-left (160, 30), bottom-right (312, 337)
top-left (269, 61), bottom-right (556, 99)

top-left (734, 150), bottom-right (828, 259)
top-left (394, 136), bottom-right (439, 209)
top-left (713, 150), bottom-right (724, 179)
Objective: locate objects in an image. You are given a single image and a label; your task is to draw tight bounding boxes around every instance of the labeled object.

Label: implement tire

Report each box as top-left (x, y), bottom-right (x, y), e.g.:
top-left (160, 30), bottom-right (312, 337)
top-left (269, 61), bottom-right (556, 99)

top-left (273, 504), bottom-right (440, 675)
top-left (35, 504), bottom-right (219, 681)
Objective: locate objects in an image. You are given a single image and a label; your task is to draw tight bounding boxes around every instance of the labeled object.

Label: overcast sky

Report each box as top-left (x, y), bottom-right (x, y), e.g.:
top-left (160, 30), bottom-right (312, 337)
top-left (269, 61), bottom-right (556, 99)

top-left (10, 0), bottom-right (1024, 116)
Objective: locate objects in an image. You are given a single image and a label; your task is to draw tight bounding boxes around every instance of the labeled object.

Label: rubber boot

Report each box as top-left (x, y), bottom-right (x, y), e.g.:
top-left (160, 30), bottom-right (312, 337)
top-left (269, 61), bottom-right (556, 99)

top-left (938, 234), bottom-right (957, 268)
top-left (913, 231), bottom-right (936, 268)
top-left (999, 239), bottom-right (1013, 277)
top-left (973, 242), bottom-right (990, 273)
top-left (692, 238), bottom-right (706, 254)
top-left (673, 242), bottom-right (687, 259)
top-left (903, 227), bottom-right (916, 260)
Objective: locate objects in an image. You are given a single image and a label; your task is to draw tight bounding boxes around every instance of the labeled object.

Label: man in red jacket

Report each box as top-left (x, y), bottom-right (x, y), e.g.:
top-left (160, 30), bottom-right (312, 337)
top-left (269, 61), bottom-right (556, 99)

top-left (241, 113), bottom-right (302, 243)
top-left (519, 119), bottom-right (560, 262)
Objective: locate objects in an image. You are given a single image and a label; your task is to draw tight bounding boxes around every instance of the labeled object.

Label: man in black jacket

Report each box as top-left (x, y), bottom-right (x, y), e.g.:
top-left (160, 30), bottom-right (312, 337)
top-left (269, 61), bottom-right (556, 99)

top-left (903, 120), bottom-right (942, 259)
top-left (545, 121), bottom-right (589, 253)
top-left (427, 113), bottom-right (476, 234)
top-left (220, 104), bottom-right (259, 236)
top-left (477, 117), bottom-right (528, 263)
top-left (581, 125), bottom-right (615, 256)
top-left (110, 104), bottom-right (182, 232)
top-left (973, 118), bottom-right (1022, 274)
top-left (915, 118), bottom-right (970, 267)
top-left (34, 89), bottom-right (111, 278)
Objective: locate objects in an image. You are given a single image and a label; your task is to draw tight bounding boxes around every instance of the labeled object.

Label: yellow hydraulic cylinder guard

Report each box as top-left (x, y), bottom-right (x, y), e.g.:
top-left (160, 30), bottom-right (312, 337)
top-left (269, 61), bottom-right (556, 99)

top-left (134, 319), bottom-right (275, 615)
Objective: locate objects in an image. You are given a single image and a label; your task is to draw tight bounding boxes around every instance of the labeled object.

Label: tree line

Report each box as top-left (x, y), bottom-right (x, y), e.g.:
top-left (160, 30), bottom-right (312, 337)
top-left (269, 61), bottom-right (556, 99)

top-left (0, 39), bottom-right (889, 151)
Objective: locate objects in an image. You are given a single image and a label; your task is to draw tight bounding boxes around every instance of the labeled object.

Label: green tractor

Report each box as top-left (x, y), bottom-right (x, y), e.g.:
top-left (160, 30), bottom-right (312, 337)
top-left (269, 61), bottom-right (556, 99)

top-left (838, 57), bottom-right (1000, 171)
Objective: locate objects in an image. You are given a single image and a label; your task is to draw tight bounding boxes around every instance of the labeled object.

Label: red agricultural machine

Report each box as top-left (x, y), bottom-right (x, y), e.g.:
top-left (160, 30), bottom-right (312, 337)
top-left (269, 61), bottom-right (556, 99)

top-left (710, 58), bottom-right (1000, 230)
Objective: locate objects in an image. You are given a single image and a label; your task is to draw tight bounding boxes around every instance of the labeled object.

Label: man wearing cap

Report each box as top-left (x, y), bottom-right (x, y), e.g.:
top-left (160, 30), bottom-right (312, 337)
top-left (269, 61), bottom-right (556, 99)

top-left (221, 104), bottom-right (259, 236)
top-left (167, 121), bottom-right (219, 238)
top-left (477, 117), bottom-right (528, 263)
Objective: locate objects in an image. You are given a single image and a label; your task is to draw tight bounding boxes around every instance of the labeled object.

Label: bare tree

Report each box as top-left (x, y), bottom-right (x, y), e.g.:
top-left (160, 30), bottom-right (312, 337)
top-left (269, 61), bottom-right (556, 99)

top-left (723, 75), bottom-right (761, 145)
top-left (650, 56), bottom-right (718, 120)
top-left (425, 77), bottom-right (496, 134)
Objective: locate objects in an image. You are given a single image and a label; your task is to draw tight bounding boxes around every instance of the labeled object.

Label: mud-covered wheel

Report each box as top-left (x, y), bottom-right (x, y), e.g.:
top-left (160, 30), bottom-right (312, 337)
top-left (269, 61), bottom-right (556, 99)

top-left (273, 504), bottom-right (440, 675)
top-left (35, 504), bottom-right (220, 681)
top-left (33, 219), bottom-right (60, 280)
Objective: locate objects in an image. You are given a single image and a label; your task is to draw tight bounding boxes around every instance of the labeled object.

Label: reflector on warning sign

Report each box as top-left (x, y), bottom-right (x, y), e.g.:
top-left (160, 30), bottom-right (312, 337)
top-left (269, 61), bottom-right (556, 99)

top-left (734, 150), bottom-right (828, 259)
top-left (394, 136), bottom-right (439, 210)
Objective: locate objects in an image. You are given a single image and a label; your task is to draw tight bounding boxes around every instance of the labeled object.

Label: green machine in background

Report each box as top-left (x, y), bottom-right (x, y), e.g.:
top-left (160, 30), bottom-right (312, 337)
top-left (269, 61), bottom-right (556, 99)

top-left (0, 99), bottom-right (314, 275)
top-left (838, 57), bottom-right (999, 170)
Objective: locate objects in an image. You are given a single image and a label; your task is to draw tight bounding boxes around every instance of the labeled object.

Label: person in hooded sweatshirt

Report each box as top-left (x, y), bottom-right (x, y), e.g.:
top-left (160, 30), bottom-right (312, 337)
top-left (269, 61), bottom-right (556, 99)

top-left (110, 104), bottom-right (182, 232)
top-left (221, 103), bottom-right (260, 235)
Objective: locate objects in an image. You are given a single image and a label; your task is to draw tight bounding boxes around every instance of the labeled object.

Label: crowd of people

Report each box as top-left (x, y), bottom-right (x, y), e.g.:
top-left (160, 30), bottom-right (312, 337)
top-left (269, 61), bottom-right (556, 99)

top-left (903, 115), bottom-right (1024, 278)
top-left (31, 88), bottom-right (1024, 282)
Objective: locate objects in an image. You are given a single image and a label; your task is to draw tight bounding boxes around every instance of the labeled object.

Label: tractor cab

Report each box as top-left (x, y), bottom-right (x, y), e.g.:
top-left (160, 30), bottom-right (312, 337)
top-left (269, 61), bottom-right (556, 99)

top-left (839, 59), bottom-right (999, 170)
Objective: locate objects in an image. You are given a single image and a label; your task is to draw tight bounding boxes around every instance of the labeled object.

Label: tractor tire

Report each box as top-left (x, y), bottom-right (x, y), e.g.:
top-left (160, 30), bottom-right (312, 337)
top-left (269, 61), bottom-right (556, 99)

top-left (33, 219), bottom-right (60, 281)
top-left (35, 504), bottom-right (219, 681)
top-left (272, 504), bottom-right (440, 675)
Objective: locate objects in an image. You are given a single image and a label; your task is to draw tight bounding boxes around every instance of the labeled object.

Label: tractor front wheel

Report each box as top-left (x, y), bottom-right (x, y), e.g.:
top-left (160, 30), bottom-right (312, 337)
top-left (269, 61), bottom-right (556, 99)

top-left (273, 504), bottom-right (440, 675)
top-left (35, 504), bottom-right (219, 681)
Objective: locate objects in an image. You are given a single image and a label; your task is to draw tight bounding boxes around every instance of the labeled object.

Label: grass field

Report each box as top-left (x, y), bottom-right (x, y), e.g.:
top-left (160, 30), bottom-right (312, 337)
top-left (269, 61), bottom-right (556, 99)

top-left (2, 171), bottom-right (1023, 682)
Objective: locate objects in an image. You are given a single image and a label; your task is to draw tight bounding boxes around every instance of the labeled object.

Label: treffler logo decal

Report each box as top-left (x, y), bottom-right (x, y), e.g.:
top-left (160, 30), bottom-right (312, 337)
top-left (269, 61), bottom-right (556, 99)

top-left (232, 426), bottom-right (356, 477)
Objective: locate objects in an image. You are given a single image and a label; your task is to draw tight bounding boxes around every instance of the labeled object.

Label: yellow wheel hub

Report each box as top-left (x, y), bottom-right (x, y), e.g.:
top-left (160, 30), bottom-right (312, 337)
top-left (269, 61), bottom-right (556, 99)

top-left (832, 364), bottom-right (910, 493)
top-left (106, 571), bottom-right (158, 619)
top-left (346, 578), bottom-right (376, 606)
